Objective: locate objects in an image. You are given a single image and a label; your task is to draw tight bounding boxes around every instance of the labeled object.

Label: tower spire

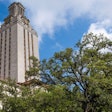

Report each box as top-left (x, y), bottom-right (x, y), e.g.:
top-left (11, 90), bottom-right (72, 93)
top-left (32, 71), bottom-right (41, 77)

top-left (8, 2), bottom-right (25, 17)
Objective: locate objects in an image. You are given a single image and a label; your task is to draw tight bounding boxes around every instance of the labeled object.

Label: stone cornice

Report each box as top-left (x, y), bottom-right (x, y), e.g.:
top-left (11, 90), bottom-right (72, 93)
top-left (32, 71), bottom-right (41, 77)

top-left (1, 17), bottom-right (38, 37)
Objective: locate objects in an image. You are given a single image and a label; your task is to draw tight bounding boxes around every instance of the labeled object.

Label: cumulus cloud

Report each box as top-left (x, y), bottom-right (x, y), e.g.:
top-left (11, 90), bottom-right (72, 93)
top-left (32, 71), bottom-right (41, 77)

top-left (10, 0), bottom-right (112, 42)
top-left (88, 20), bottom-right (112, 41)
top-left (85, 20), bottom-right (112, 53)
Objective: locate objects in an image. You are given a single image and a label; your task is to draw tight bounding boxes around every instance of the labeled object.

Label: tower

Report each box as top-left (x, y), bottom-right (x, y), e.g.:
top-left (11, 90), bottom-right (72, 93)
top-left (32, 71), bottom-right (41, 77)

top-left (0, 2), bottom-right (39, 82)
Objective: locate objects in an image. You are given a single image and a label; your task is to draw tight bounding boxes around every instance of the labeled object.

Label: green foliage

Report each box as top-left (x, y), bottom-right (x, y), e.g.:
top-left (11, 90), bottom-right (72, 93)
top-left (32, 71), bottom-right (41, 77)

top-left (40, 33), bottom-right (112, 111)
top-left (0, 82), bottom-right (80, 112)
top-left (0, 33), bottom-right (112, 112)
top-left (25, 56), bottom-right (40, 80)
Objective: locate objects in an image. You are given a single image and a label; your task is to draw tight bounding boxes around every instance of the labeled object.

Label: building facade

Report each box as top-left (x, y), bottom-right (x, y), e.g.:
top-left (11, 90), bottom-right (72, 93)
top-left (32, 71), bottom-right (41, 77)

top-left (0, 2), bottom-right (39, 82)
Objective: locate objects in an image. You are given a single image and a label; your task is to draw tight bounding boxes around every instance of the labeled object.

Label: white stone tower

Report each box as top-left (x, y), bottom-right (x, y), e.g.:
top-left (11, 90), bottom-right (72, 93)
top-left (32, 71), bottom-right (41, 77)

top-left (0, 2), bottom-right (39, 82)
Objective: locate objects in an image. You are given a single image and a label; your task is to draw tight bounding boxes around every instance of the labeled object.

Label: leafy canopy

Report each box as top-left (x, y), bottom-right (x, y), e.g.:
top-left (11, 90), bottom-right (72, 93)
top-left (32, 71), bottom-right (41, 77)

top-left (0, 33), bottom-right (112, 112)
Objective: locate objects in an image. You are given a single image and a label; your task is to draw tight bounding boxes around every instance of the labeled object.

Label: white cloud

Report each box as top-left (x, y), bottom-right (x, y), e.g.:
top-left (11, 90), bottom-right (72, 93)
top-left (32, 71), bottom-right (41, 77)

top-left (10, 0), bottom-right (112, 42)
top-left (88, 20), bottom-right (112, 41)
top-left (0, 22), bottom-right (2, 28)
top-left (89, 0), bottom-right (112, 21)
top-left (85, 21), bottom-right (112, 53)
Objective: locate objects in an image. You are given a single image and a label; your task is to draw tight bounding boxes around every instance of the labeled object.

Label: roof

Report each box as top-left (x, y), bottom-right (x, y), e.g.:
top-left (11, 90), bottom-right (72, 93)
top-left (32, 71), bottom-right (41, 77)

top-left (17, 78), bottom-right (49, 89)
top-left (17, 78), bottom-right (44, 86)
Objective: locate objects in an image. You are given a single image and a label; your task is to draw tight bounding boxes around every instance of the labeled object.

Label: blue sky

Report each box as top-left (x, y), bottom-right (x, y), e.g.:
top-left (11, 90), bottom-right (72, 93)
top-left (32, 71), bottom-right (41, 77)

top-left (0, 0), bottom-right (112, 60)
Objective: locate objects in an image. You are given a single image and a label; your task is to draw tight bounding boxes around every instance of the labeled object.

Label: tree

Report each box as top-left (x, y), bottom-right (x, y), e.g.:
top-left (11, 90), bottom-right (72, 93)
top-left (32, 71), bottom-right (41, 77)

top-left (0, 81), bottom-right (80, 112)
top-left (1, 33), bottom-right (112, 112)
top-left (25, 56), bottom-right (40, 80)
top-left (40, 33), bottom-right (112, 112)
